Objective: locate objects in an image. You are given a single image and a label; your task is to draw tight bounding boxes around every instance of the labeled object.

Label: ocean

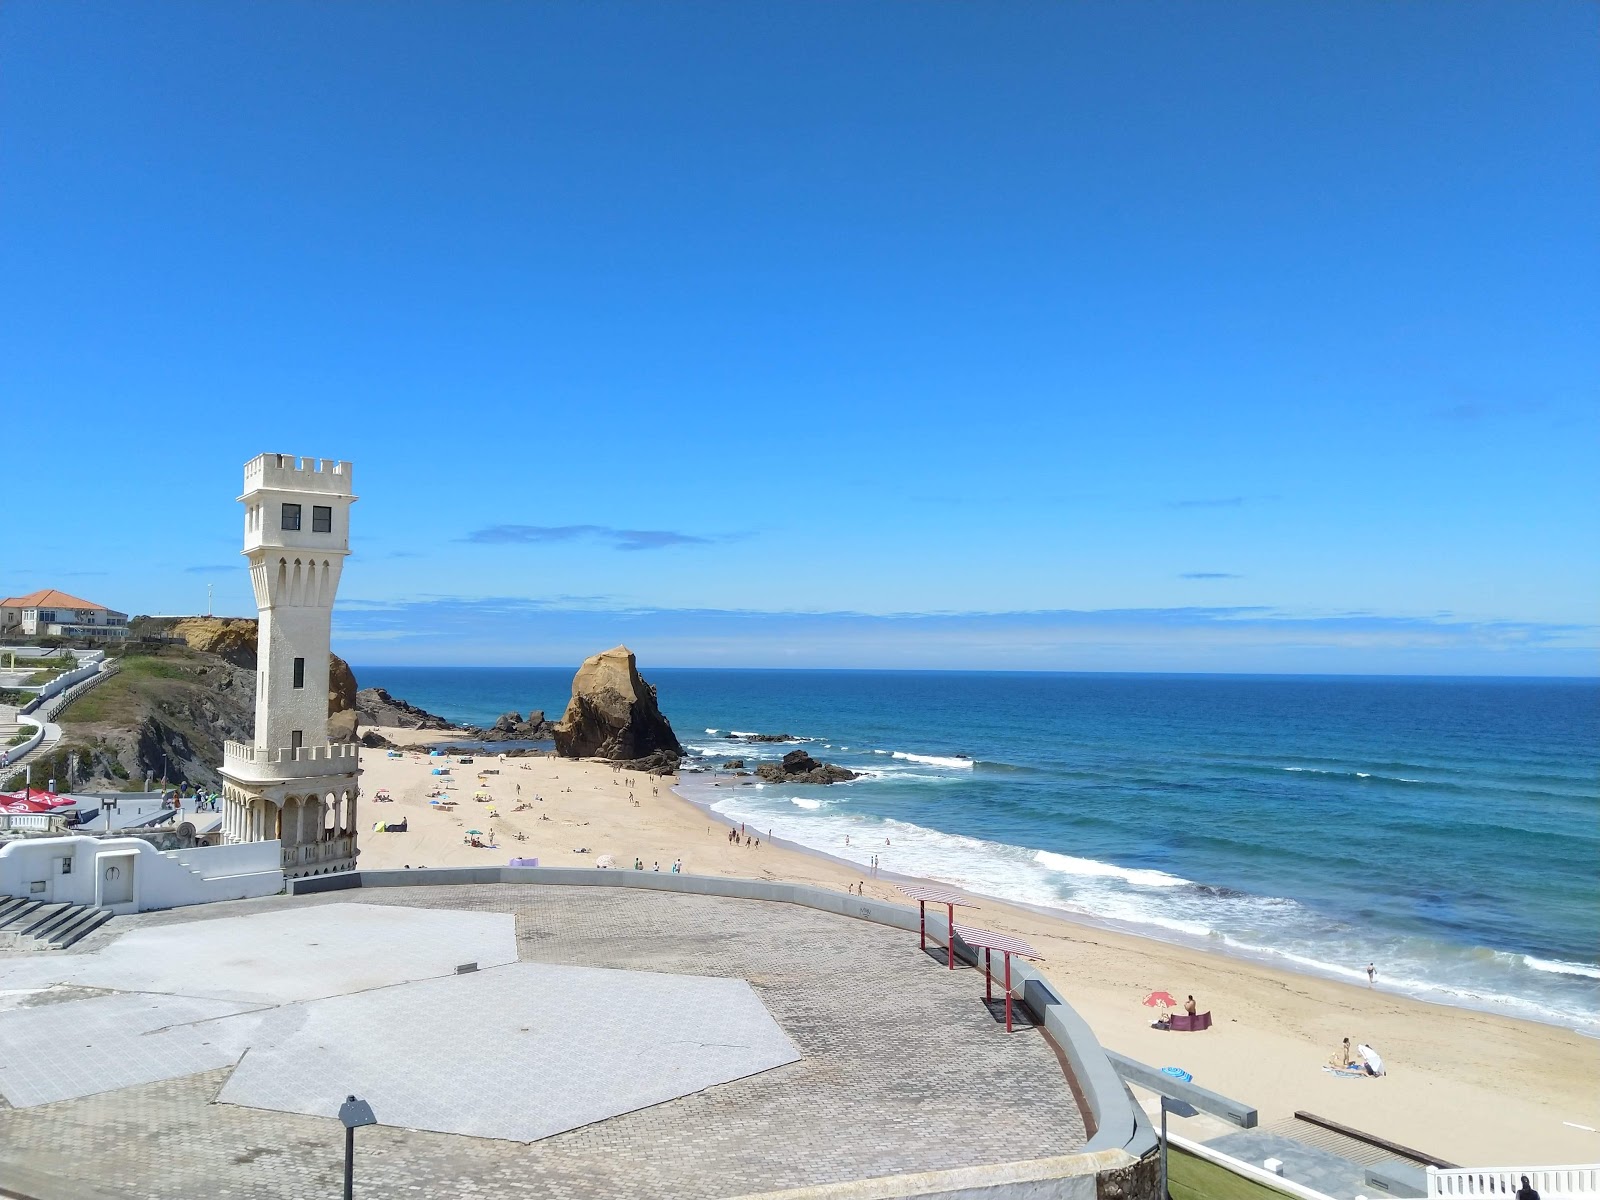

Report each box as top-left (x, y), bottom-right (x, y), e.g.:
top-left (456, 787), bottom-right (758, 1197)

top-left (353, 666), bottom-right (1600, 1032)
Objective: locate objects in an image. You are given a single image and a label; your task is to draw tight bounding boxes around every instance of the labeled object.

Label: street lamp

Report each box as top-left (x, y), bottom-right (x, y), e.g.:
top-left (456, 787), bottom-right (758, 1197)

top-left (338, 1094), bottom-right (376, 1200)
top-left (1159, 1095), bottom-right (1198, 1200)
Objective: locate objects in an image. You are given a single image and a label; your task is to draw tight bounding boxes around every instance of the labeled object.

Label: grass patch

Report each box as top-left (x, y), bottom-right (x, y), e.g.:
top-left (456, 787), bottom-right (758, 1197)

top-left (5, 729), bottom-right (33, 746)
top-left (1169, 1148), bottom-right (1289, 1200)
top-left (60, 653), bottom-right (203, 727)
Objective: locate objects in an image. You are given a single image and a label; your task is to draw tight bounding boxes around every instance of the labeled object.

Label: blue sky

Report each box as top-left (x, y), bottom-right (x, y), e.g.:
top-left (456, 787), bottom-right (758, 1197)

top-left (2, 1), bottom-right (1595, 674)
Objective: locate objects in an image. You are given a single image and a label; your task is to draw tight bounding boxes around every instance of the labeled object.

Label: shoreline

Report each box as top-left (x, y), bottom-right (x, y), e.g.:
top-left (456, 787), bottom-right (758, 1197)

top-left (675, 770), bottom-right (1599, 1039)
top-left (353, 731), bottom-right (1600, 1166)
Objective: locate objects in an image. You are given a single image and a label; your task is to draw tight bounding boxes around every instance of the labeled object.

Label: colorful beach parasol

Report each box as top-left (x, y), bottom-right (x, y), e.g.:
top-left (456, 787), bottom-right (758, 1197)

top-left (1143, 991), bottom-right (1178, 1009)
top-left (467, 829), bottom-right (483, 835)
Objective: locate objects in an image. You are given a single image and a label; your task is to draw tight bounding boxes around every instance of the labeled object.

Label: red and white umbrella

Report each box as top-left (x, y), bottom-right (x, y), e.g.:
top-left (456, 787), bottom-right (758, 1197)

top-left (0, 790), bottom-right (76, 812)
top-left (1143, 991), bottom-right (1179, 1009)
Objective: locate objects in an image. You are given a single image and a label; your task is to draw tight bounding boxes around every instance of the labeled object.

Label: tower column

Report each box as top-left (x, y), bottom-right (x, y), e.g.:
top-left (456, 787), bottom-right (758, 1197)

top-left (218, 453), bottom-right (361, 878)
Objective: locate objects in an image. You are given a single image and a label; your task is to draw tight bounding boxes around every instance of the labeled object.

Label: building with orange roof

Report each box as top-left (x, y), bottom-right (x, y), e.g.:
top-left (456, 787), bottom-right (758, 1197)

top-left (0, 588), bottom-right (128, 640)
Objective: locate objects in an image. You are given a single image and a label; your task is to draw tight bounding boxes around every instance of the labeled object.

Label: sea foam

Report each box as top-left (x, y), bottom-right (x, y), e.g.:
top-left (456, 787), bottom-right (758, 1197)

top-left (891, 751), bottom-right (974, 769)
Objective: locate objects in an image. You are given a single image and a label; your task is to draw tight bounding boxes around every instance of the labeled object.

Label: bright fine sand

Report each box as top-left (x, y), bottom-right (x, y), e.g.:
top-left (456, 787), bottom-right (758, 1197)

top-left (355, 731), bottom-right (1600, 1167)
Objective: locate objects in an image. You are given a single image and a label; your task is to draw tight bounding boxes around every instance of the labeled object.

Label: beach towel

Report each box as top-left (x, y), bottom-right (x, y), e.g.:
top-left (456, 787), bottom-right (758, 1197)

top-left (1322, 1065), bottom-right (1369, 1078)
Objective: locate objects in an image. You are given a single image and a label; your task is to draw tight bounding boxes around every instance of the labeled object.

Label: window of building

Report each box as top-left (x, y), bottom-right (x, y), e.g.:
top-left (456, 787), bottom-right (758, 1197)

top-left (312, 505), bottom-right (332, 533)
top-left (282, 503), bottom-right (302, 531)
top-left (291, 730), bottom-right (304, 750)
top-left (292, 657), bottom-right (305, 688)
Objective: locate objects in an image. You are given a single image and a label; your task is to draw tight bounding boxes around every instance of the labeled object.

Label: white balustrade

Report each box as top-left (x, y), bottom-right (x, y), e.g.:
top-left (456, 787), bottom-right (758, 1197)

top-left (1429, 1166), bottom-right (1600, 1200)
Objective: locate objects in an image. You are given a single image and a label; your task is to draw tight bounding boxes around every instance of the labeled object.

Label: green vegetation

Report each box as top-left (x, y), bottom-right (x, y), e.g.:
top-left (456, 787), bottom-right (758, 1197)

top-left (63, 653), bottom-right (196, 726)
top-left (5, 729), bottom-right (33, 747)
top-left (1169, 1149), bottom-right (1288, 1200)
top-left (0, 688), bottom-right (35, 706)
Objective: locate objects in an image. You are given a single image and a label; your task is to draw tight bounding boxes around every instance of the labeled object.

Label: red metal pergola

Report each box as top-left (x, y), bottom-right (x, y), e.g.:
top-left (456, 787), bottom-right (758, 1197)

top-left (952, 923), bottom-right (1042, 1032)
top-left (896, 882), bottom-right (976, 970)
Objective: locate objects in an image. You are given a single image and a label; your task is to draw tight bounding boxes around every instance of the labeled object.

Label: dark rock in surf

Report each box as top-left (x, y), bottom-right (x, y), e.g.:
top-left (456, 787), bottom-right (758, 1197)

top-left (754, 749), bottom-right (858, 785)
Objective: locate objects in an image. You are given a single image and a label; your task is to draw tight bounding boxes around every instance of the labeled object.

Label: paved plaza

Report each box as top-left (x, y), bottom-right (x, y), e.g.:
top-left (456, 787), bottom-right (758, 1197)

top-left (0, 884), bottom-right (1088, 1199)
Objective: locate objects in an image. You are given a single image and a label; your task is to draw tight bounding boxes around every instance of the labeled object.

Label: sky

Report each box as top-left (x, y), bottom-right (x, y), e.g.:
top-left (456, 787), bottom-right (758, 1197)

top-left (1, 1), bottom-right (1596, 674)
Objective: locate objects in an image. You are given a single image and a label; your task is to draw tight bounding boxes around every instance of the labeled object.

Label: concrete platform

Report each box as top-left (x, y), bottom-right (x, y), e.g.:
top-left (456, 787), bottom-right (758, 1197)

top-left (0, 885), bottom-right (1088, 1199)
top-left (220, 961), bottom-right (799, 1141)
top-left (0, 903), bottom-right (518, 1004)
top-left (0, 992), bottom-right (262, 1107)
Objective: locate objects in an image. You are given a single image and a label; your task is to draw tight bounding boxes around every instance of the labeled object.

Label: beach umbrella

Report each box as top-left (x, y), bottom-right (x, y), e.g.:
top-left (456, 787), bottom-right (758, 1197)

top-left (467, 829), bottom-right (482, 835)
top-left (596, 854), bottom-right (615, 868)
top-left (1357, 1044), bottom-right (1384, 1075)
top-left (1143, 991), bottom-right (1178, 1009)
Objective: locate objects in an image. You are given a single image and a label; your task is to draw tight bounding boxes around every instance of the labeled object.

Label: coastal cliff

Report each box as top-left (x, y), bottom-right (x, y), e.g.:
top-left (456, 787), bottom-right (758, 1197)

top-left (2, 617), bottom-right (357, 794)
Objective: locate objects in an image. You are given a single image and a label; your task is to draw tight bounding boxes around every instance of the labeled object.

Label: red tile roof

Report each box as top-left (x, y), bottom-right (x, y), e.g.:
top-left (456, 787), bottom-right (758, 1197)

top-left (0, 588), bottom-right (115, 611)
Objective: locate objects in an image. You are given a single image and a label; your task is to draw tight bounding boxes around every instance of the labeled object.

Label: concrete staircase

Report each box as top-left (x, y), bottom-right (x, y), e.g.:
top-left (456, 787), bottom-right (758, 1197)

top-left (0, 897), bottom-right (113, 950)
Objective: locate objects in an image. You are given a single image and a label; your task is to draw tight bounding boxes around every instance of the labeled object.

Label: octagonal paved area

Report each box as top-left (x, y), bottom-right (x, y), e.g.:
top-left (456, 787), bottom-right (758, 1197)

top-left (0, 884), bottom-right (1088, 1200)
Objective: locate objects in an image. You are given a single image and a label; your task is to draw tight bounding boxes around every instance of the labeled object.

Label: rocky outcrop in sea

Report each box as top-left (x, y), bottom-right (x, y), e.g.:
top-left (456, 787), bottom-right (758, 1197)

top-left (552, 645), bottom-right (683, 763)
top-left (754, 749), bottom-right (859, 785)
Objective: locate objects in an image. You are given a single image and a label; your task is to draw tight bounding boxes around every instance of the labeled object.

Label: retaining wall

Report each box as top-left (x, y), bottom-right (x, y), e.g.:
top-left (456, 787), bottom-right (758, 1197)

top-left (292, 865), bottom-right (1159, 1193)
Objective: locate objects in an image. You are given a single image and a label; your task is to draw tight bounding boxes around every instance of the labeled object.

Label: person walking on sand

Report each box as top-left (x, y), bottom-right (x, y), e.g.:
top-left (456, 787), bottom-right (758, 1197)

top-left (1366, 962), bottom-right (1377, 986)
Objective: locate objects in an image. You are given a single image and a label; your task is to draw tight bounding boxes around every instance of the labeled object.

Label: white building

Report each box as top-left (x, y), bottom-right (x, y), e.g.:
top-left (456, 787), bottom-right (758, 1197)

top-left (0, 589), bottom-right (128, 639)
top-left (218, 454), bottom-right (360, 878)
top-left (0, 836), bottom-right (282, 915)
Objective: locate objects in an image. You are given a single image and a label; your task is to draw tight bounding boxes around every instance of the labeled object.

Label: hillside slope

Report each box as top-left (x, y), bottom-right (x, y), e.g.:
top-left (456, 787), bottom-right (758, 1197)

top-left (2, 617), bottom-right (356, 793)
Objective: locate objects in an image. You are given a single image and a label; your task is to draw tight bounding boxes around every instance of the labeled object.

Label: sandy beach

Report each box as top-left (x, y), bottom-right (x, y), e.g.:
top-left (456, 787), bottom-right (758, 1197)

top-left (355, 730), bottom-right (1600, 1167)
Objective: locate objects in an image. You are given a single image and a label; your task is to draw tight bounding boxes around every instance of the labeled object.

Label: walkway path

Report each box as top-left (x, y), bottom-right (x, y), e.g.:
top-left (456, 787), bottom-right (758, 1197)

top-left (1, 661), bottom-right (116, 779)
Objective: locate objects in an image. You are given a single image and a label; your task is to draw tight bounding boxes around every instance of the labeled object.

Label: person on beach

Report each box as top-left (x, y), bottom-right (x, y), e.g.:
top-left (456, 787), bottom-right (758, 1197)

top-left (1366, 962), bottom-right (1377, 985)
top-left (1184, 995), bottom-right (1197, 1017)
top-left (1329, 1037), bottom-right (1354, 1067)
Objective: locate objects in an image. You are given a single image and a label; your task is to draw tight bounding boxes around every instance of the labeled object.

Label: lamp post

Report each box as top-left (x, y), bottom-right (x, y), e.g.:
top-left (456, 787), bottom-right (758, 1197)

top-left (338, 1094), bottom-right (376, 1200)
top-left (1159, 1095), bottom-right (1197, 1200)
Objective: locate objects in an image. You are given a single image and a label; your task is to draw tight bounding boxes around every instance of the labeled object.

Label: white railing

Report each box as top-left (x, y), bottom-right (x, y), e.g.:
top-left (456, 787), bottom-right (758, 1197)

top-left (1430, 1166), bottom-right (1600, 1200)
top-left (0, 813), bottom-right (55, 832)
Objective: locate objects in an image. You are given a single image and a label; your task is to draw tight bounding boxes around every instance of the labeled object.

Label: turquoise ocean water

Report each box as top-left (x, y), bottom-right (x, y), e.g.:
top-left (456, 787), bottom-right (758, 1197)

top-left (354, 667), bottom-right (1600, 1032)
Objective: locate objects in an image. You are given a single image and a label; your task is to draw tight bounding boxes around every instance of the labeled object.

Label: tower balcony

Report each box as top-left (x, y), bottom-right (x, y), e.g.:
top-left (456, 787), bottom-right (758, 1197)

top-left (223, 740), bottom-right (360, 783)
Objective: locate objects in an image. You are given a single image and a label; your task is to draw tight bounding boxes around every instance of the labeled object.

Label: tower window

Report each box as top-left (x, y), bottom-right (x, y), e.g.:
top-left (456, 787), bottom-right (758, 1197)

top-left (292, 657), bottom-right (305, 688)
top-left (281, 503), bottom-right (302, 531)
top-left (291, 730), bottom-right (304, 750)
top-left (312, 505), bottom-right (332, 532)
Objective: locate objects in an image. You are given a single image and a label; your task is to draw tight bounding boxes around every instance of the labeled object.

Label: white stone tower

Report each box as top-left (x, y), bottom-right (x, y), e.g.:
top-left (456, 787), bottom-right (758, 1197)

top-left (219, 454), bottom-right (361, 877)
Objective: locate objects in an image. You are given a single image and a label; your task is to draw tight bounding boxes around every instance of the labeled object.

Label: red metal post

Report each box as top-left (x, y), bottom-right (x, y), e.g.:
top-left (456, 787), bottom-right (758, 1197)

top-left (919, 900), bottom-right (926, 950)
top-left (1004, 952), bottom-right (1013, 1032)
top-left (946, 904), bottom-right (955, 970)
top-left (985, 948), bottom-right (992, 1001)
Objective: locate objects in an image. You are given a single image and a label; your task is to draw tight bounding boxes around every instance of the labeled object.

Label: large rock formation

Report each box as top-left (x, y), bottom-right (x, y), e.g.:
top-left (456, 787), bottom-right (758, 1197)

top-left (552, 646), bottom-right (683, 762)
top-left (355, 687), bottom-right (455, 731)
top-left (754, 749), bottom-right (859, 786)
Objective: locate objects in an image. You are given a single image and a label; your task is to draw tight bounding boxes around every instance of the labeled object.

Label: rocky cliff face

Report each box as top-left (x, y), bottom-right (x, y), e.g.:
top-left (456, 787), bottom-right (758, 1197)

top-left (5, 616), bottom-right (362, 794)
top-left (147, 615), bottom-right (358, 736)
top-left (356, 687), bottom-right (456, 731)
top-left (552, 646), bottom-right (683, 763)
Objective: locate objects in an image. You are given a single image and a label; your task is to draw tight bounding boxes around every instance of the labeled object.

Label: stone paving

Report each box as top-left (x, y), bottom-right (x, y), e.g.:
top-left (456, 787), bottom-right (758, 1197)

top-left (0, 884), bottom-right (1088, 1199)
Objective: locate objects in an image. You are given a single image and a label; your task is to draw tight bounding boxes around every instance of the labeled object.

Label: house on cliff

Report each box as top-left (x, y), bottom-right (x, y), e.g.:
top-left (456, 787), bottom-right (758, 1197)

top-left (0, 588), bottom-right (129, 640)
